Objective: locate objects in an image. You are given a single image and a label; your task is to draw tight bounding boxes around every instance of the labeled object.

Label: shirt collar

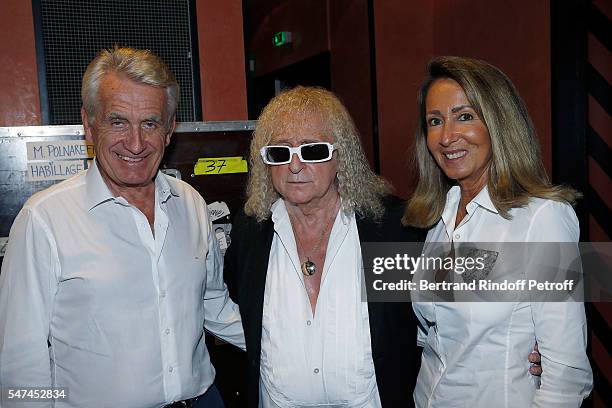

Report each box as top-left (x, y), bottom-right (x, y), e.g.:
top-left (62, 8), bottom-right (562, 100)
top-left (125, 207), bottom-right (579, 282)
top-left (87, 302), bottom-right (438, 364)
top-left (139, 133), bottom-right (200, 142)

top-left (441, 185), bottom-right (498, 227)
top-left (85, 160), bottom-right (179, 211)
top-left (85, 160), bottom-right (115, 210)
top-left (470, 185), bottom-right (498, 214)
top-left (270, 198), bottom-right (351, 226)
top-left (156, 170), bottom-right (179, 204)
top-left (270, 198), bottom-right (286, 223)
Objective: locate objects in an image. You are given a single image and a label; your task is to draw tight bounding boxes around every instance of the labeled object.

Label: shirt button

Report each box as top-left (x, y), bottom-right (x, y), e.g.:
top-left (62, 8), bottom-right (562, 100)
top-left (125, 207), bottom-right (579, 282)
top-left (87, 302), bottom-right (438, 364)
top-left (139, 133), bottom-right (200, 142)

top-left (306, 320), bottom-right (312, 326)
top-left (168, 366), bottom-right (174, 373)
top-left (160, 290), bottom-right (167, 298)
top-left (454, 233), bottom-right (460, 240)
top-left (313, 368), bottom-right (319, 374)
top-left (165, 328), bottom-right (170, 335)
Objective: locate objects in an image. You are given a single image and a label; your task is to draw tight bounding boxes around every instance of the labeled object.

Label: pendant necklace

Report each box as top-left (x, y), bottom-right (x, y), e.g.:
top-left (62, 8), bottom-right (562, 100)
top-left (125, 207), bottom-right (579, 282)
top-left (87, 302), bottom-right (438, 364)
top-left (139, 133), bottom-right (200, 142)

top-left (289, 198), bottom-right (339, 276)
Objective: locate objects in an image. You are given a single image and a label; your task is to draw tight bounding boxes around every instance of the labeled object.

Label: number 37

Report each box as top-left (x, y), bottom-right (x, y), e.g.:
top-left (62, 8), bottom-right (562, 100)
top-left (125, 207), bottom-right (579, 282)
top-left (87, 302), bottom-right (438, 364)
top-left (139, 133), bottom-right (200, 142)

top-left (203, 159), bottom-right (227, 173)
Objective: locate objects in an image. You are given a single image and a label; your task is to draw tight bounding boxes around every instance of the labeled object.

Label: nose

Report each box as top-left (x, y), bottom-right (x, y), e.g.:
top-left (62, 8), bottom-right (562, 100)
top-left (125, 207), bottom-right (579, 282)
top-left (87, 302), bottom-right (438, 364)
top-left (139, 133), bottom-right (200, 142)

top-left (439, 122), bottom-right (459, 147)
top-left (124, 125), bottom-right (146, 154)
top-left (287, 152), bottom-right (304, 173)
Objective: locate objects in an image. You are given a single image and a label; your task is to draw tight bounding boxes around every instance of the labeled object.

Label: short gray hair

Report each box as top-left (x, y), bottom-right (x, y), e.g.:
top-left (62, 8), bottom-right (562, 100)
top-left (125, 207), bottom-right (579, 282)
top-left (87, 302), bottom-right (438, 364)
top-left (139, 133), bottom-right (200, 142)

top-left (81, 46), bottom-right (179, 128)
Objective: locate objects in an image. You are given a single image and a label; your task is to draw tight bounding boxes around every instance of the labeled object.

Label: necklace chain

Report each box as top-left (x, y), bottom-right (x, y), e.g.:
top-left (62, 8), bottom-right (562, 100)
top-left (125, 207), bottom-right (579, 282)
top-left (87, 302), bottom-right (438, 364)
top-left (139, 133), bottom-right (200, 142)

top-left (288, 198), bottom-right (339, 276)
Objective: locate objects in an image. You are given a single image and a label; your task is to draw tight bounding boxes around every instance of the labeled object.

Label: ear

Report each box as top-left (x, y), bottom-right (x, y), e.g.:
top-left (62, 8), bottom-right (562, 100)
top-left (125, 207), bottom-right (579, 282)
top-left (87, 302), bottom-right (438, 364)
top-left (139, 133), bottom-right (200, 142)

top-left (81, 107), bottom-right (94, 143)
top-left (165, 116), bottom-right (176, 146)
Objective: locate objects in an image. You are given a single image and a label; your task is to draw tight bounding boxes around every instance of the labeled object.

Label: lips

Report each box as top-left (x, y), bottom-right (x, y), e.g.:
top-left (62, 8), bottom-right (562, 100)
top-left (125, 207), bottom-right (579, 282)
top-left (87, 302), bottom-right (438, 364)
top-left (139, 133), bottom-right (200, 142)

top-left (443, 150), bottom-right (467, 160)
top-left (116, 152), bottom-right (145, 163)
top-left (286, 177), bottom-right (310, 183)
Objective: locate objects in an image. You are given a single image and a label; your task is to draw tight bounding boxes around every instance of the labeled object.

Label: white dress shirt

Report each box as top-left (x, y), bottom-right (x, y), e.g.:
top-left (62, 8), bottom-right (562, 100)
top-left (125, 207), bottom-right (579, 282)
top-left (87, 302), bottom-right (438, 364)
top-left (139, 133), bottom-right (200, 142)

top-left (259, 199), bottom-right (381, 408)
top-left (412, 186), bottom-right (592, 408)
top-left (0, 161), bottom-right (245, 408)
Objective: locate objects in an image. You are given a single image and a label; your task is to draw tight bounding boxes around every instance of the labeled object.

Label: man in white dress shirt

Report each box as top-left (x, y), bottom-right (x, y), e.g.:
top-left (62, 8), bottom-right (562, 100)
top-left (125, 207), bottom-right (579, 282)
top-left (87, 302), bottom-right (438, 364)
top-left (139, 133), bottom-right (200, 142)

top-left (0, 47), bottom-right (244, 407)
top-left (224, 86), bottom-right (423, 407)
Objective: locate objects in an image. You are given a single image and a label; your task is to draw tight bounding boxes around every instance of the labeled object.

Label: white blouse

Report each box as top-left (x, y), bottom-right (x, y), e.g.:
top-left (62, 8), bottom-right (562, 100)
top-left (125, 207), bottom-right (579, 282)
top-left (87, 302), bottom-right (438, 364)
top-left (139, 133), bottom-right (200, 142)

top-left (413, 186), bottom-right (592, 408)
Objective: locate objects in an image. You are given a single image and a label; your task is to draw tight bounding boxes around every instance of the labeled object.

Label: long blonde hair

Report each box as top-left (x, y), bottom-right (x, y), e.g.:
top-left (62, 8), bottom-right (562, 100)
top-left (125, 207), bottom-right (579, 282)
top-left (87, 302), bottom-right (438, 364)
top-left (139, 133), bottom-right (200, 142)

top-left (245, 86), bottom-right (391, 222)
top-left (403, 56), bottom-right (579, 228)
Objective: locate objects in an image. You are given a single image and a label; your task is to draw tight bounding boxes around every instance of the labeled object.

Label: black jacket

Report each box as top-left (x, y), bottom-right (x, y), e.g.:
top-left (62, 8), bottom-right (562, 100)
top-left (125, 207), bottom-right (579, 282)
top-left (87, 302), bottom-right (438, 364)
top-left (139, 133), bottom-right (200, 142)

top-left (224, 196), bottom-right (424, 407)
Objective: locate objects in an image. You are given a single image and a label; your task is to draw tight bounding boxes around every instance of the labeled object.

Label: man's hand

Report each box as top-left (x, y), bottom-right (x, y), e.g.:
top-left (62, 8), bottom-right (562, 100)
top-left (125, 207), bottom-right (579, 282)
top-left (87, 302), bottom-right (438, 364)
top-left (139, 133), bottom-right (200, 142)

top-left (528, 342), bottom-right (542, 376)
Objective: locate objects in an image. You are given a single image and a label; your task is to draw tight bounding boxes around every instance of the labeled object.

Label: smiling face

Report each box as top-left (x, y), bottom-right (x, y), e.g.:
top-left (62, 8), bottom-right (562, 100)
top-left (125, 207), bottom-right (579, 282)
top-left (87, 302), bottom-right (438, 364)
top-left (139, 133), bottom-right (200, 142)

top-left (269, 112), bottom-right (339, 209)
top-left (425, 78), bottom-right (492, 194)
top-left (81, 72), bottom-right (175, 197)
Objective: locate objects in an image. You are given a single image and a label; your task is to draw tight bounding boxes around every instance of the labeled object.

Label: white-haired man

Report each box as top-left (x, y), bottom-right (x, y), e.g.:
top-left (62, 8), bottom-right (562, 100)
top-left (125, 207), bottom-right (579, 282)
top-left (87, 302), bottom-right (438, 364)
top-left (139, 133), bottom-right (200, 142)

top-left (0, 47), bottom-right (243, 408)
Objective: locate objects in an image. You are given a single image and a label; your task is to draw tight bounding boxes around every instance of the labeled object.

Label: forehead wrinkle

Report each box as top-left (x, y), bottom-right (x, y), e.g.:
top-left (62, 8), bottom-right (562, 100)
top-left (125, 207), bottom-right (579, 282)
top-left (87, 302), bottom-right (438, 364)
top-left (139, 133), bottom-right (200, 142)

top-left (98, 73), bottom-right (168, 118)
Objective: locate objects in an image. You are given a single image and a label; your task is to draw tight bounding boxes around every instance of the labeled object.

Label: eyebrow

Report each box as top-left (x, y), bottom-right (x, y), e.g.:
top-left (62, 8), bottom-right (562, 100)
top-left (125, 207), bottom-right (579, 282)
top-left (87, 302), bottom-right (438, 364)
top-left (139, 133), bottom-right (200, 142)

top-left (451, 104), bottom-right (473, 113)
top-left (106, 112), bottom-right (126, 120)
top-left (143, 115), bottom-right (163, 123)
top-left (426, 105), bottom-right (474, 115)
top-left (104, 113), bottom-right (163, 123)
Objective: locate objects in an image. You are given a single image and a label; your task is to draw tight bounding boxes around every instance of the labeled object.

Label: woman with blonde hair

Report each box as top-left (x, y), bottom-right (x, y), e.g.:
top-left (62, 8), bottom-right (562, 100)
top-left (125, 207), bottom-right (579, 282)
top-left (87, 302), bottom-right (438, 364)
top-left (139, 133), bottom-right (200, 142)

top-left (404, 56), bottom-right (592, 407)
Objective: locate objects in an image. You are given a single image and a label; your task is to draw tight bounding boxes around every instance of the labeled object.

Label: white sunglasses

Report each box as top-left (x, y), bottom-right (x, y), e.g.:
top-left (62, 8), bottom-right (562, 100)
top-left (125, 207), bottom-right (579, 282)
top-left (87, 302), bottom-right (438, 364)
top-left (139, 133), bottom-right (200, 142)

top-left (260, 142), bottom-right (336, 165)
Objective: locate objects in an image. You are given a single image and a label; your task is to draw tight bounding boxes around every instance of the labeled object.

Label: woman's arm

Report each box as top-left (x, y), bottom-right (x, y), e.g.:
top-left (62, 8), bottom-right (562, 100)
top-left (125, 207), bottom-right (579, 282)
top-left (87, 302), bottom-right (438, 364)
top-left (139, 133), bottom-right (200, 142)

top-left (530, 302), bottom-right (592, 407)
top-left (527, 200), bottom-right (593, 407)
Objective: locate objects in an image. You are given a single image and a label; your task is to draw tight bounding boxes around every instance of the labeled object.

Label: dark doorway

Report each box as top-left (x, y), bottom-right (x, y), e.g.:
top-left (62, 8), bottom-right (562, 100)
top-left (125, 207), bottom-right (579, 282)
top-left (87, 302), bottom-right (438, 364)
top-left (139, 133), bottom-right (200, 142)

top-left (247, 51), bottom-right (331, 119)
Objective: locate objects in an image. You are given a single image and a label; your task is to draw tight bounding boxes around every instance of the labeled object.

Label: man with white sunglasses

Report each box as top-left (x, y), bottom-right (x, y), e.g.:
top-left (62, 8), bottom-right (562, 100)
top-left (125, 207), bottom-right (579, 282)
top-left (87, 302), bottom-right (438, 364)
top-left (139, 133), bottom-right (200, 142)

top-left (224, 86), bottom-right (424, 407)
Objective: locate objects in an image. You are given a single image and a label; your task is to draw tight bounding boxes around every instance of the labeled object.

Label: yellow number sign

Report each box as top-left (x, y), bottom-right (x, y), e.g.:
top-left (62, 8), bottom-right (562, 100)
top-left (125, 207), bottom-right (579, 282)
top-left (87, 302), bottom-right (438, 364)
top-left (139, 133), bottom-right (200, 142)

top-left (193, 156), bottom-right (248, 175)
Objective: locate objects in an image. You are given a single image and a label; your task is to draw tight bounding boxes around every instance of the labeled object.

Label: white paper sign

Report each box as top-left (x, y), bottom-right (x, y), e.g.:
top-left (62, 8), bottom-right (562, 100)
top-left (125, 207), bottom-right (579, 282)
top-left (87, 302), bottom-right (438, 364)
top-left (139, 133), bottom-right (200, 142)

top-left (208, 201), bottom-right (230, 222)
top-left (27, 140), bottom-right (95, 161)
top-left (27, 160), bottom-right (87, 181)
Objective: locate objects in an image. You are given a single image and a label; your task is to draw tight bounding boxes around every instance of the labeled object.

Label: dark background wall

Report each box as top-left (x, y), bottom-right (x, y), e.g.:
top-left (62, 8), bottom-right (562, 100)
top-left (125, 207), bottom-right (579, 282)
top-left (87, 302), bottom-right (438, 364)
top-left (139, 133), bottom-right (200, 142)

top-left (373, 0), bottom-right (552, 197)
top-left (196, 0), bottom-right (248, 120)
top-left (245, 0), bottom-right (555, 198)
top-left (0, 1), bottom-right (560, 198)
